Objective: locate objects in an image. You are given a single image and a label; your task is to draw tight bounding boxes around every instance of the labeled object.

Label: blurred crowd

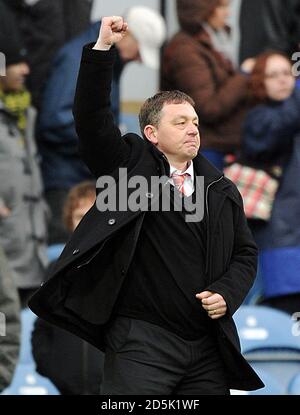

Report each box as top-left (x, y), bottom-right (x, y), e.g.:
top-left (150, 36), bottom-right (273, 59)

top-left (0, 0), bottom-right (300, 395)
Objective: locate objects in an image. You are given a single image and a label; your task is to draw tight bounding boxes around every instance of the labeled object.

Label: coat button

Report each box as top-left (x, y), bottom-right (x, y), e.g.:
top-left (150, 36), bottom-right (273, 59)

top-left (108, 219), bottom-right (116, 225)
top-left (121, 268), bottom-right (126, 275)
top-left (72, 249), bottom-right (80, 255)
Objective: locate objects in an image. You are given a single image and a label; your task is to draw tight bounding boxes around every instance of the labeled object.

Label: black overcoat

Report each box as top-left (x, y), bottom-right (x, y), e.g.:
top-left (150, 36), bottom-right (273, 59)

top-left (29, 46), bottom-right (263, 391)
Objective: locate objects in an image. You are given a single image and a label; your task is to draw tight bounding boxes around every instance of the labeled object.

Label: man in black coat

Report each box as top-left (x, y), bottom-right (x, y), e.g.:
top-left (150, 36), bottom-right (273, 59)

top-left (29, 16), bottom-right (264, 394)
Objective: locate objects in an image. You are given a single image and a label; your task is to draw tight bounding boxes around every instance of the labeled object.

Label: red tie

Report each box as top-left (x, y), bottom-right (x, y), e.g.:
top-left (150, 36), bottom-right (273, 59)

top-left (171, 172), bottom-right (190, 196)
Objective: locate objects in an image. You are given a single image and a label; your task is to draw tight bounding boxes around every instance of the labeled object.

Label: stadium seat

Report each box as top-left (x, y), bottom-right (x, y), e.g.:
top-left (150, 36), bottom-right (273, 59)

top-left (234, 305), bottom-right (300, 353)
top-left (288, 373), bottom-right (300, 395)
top-left (231, 367), bottom-right (285, 395)
top-left (233, 305), bottom-right (300, 395)
top-left (1, 364), bottom-right (59, 395)
top-left (1, 308), bottom-right (59, 395)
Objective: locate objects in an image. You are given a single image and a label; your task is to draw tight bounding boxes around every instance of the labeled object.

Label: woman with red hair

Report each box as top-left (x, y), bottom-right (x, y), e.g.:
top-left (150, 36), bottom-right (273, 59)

top-left (242, 51), bottom-right (300, 315)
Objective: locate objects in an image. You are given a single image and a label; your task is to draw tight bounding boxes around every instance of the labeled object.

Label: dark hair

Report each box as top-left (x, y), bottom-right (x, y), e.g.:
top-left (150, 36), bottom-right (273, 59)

top-left (63, 181), bottom-right (96, 231)
top-left (139, 90), bottom-right (195, 137)
top-left (249, 51), bottom-right (292, 102)
top-left (176, 0), bottom-right (221, 34)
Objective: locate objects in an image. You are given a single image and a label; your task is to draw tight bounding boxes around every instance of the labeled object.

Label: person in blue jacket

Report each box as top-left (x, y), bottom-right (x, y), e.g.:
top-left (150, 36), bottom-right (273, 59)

top-left (242, 51), bottom-right (300, 315)
top-left (38, 6), bottom-right (166, 244)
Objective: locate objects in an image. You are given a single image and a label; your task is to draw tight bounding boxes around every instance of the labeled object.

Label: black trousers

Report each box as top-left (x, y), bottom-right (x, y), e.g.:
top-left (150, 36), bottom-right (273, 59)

top-left (101, 316), bottom-right (230, 395)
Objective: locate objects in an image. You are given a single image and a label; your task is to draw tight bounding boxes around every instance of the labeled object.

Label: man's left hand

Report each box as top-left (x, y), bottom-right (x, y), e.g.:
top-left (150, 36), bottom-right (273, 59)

top-left (196, 291), bottom-right (227, 320)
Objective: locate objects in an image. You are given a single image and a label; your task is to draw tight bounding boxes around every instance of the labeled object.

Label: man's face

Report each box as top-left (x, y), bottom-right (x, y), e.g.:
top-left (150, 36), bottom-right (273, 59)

top-left (0, 62), bottom-right (30, 92)
top-left (207, 0), bottom-right (231, 30)
top-left (149, 102), bottom-right (200, 164)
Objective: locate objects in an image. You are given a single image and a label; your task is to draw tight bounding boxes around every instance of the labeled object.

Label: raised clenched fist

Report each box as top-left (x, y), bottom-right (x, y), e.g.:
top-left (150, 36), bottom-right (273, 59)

top-left (93, 16), bottom-right (128, 51)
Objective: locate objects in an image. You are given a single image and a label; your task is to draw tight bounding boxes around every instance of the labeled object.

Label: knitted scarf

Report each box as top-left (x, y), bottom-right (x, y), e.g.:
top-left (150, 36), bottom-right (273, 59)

top-left (0, 88), bottom-right (31, 133)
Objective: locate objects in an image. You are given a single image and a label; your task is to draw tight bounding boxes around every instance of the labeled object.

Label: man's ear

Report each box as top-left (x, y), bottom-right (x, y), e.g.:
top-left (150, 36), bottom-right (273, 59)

top-left (144, 125), bottom-right (158, 145)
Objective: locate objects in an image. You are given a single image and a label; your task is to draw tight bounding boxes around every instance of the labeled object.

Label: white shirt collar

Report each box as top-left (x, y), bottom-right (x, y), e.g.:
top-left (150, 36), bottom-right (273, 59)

top-left (169, 161), bottom-right (194, 197)
top-left (170, 161), bottom-right (194, 182)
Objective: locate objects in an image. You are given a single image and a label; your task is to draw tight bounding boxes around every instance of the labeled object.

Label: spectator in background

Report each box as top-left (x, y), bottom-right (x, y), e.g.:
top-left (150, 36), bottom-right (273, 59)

top-left (31, 181), bottom-right (105, 395)
top-left (37, 6), bottom-right (166, 244)
top-left (161, 0), bottom-right (254, 171)
top-left (0, 246), bottom-right (21, 393)
top-left (229, 0), bottom-right (278, 65)
top-left (229, 0), bottom-right (300, 65)
top-left (0, 1), bottom-right (48, 308)
top-left (242, 51), bottom-right (300, 315)
top-left (263, 0), bottom-right (300, 57)
top-left (231, 0), bottom-right (269, 66)
top-left (3, 0), bottom-right (93, 108)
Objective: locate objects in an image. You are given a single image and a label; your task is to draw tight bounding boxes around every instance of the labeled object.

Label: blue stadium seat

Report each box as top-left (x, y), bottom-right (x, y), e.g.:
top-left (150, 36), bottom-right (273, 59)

top-left (233, 305), bottom-right (300, 395)
top-left (288, 373), bottom-right (300, 395)
top-left (249, 368), bottom-right (286, 395)
top-left (231, 367), bottom-right (285, 395)
top-left (2, 364), bottom-right (59, 395)
top-left (120, 113), bottom-right (140, 136)
top-left (234, 305), bottom-right (300, 353)
top-left (1, 308), bottom-right (59, 395)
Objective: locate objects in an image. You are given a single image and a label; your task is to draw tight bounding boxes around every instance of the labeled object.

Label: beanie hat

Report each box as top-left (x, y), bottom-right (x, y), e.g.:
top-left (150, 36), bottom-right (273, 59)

top-left (0, 1), bottom-right (27, 67)
top-left (176, 0), bottom-right (220, 35)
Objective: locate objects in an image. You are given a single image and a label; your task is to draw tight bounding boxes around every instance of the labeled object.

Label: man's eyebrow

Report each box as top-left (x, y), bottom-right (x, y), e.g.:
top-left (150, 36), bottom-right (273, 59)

top-left (173, 115), bottom-right (199, 121)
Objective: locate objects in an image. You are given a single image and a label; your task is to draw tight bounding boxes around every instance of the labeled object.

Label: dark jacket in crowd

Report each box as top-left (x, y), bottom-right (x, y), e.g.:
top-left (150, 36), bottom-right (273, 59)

top-left (263, 0), bottom-right (300, 56)
top-left (29, 45), bottom-right (263, 391)
top-left (239, 0), bottom-right (270, 63)
top-left (0, 0), bottom-right (27, 66)
top-left (37, 22), bottom-right (124, 192)
top-left (0, 246), bottom-right (20, 392)
top-left (161, 0), bottom-right (249, 153)
top-left (242, 89), bottom-right (300, 300)
top-left (4, 0), bottom-right (92, 108)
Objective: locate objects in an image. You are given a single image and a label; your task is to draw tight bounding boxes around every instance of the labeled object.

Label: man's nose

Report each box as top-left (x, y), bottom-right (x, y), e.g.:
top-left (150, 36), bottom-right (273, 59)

top-left (188, 124), bottom-right (199, 135)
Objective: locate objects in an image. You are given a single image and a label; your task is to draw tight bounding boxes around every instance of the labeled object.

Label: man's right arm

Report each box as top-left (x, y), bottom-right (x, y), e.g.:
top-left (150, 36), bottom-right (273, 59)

top-left (73, 17), bottom-right (130, 178)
